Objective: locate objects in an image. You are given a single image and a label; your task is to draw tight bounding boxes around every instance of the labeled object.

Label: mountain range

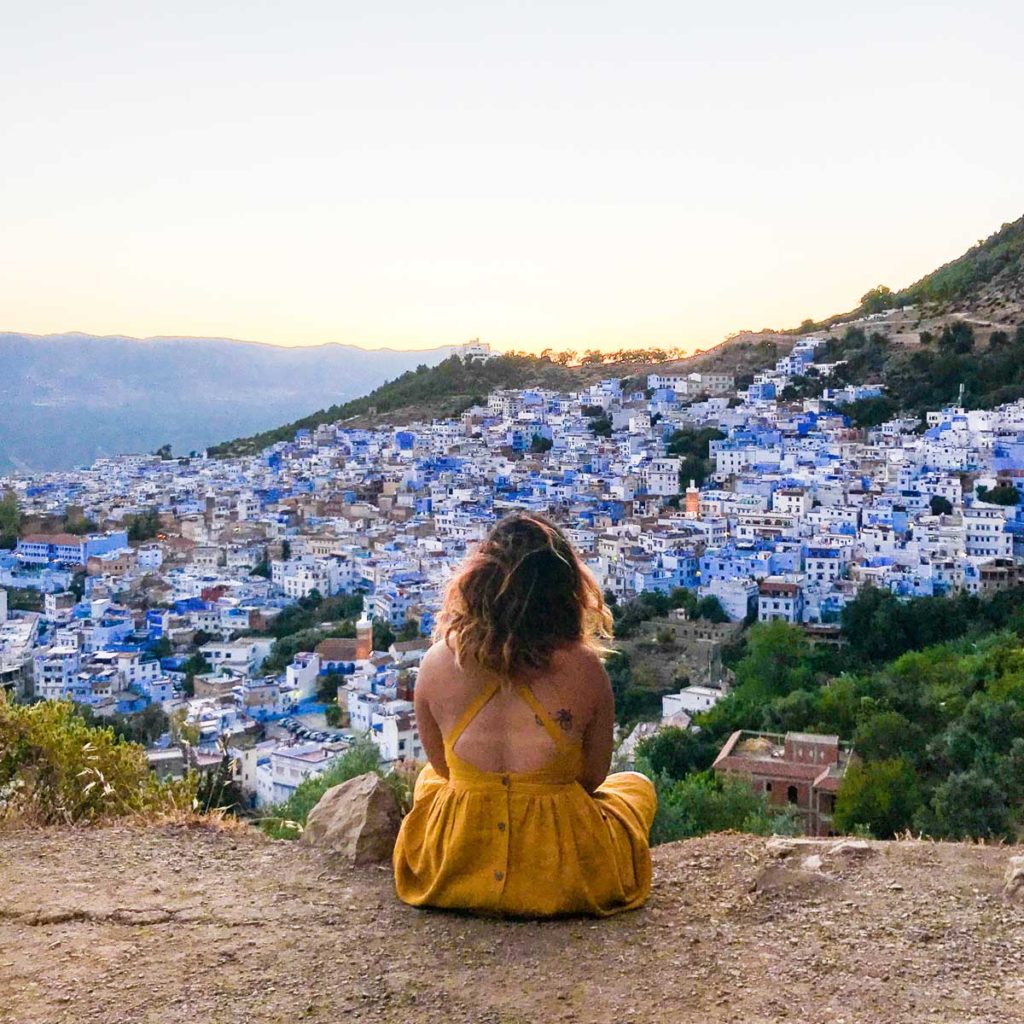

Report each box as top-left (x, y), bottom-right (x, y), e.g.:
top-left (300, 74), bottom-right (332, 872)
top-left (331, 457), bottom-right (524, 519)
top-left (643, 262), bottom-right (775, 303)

top-left (0, 334), bottom-right (453, 473)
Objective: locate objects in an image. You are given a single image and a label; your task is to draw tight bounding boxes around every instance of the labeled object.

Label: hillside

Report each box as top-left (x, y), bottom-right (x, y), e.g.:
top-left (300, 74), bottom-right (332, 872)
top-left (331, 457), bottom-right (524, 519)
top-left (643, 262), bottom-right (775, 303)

top-left (0, 333), bottom-right (453, 473)
top-left (208, 335), bottom-right (808, 458)
top-left (2, 826), bottom-right (1021, 1024)
top-left (894, 214), bottom-right (1024, 319)
top-left (787, 213), bottom-right (1024, 335)
top-left (208, 350), bottom-right (673, 458)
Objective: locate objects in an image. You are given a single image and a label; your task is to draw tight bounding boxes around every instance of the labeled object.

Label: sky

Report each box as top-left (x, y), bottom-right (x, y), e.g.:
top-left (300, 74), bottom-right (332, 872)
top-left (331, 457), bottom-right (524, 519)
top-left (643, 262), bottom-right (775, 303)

top-left (2, 1), bottom-right (1023, 355)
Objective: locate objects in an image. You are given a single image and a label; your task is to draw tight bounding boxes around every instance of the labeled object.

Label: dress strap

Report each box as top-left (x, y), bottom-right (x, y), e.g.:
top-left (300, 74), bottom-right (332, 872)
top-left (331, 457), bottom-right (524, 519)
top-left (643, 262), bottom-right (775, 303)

top-left (514, 684), bottom-right (574, 748)
top-left (445, 676), bottom-right (503, 749)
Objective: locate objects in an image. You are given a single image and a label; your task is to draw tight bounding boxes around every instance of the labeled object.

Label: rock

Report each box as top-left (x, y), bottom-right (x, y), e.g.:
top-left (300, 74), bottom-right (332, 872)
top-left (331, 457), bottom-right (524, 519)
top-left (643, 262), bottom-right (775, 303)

top-left (828, 840), bottom-right (873, 859)
top-left (765, 838), bottom-right (800, 859)
top-left (300, 773), bottom-right (403, 865)
top-left (1004, 856), bottom-right (1024, 902)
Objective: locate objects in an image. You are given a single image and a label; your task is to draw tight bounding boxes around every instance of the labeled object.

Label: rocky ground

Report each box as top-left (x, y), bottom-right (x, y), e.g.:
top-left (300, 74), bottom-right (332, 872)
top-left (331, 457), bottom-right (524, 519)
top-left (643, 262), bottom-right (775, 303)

top-left (1, 826), bottom-right (1021, 1024)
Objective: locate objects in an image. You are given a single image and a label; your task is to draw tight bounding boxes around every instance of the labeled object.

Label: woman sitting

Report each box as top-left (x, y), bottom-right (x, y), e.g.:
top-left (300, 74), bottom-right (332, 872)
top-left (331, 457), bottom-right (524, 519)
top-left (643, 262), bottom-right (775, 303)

top-left (393, 512), bottom-right (656, 918)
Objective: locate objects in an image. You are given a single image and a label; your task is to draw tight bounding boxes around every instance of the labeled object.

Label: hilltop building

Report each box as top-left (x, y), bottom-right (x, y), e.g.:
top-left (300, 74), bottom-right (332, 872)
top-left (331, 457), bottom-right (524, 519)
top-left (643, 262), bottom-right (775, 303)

top-left (713, 730), bottom-right (856, 837)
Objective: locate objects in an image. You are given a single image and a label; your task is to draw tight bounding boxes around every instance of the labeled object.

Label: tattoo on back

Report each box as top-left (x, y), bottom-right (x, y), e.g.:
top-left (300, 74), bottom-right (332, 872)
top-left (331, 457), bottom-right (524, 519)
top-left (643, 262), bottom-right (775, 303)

top-left (555, 709), bottom-right (573, 732)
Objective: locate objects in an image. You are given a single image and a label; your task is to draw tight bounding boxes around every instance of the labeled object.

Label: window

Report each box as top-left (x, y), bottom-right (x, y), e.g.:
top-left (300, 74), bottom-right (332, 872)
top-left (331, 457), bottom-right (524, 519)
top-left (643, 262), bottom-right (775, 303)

top-left (787, 785), bottom-right (798, 804)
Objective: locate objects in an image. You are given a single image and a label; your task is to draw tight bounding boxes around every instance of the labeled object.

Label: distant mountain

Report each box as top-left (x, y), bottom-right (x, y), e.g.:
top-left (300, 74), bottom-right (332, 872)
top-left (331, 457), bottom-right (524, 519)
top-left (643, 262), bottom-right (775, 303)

top-left (0, 333), bottom-right (455, 472)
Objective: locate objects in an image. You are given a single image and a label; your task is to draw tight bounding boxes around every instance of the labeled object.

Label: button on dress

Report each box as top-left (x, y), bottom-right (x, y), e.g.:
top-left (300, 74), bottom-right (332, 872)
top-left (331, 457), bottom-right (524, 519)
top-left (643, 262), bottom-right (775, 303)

top-left (393, 678), bottom-right (657, 918)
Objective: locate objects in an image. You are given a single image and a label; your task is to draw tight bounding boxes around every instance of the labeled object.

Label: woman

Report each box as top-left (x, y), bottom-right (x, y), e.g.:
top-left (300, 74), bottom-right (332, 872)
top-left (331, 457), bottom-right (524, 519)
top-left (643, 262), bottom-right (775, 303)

top-left (393, 512), bottom-right (656, 918)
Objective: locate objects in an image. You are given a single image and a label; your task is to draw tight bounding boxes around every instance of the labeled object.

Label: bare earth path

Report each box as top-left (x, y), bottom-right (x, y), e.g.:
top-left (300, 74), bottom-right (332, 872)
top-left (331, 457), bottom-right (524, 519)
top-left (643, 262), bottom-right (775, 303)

top-left (1, 827), bottom-right (1021, 1024)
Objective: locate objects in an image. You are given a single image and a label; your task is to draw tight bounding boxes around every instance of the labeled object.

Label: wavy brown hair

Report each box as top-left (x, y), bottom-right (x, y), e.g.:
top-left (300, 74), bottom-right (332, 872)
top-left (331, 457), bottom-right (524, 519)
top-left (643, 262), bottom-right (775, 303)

top-left (436, 512), bottom-right (613, 680)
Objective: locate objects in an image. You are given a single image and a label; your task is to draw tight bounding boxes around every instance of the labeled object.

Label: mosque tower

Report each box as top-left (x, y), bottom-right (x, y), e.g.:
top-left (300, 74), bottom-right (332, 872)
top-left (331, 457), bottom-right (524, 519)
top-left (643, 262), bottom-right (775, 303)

top-left (356, 611), bottom-right (374, 660)
top-left (684, 479), bottom-right (701, 519)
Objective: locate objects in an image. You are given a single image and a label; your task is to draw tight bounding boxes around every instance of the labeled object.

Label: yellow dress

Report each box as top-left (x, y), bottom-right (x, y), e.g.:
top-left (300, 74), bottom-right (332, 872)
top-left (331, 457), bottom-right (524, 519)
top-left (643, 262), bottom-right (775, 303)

top-left (393, 677), bottom-right (657, 918)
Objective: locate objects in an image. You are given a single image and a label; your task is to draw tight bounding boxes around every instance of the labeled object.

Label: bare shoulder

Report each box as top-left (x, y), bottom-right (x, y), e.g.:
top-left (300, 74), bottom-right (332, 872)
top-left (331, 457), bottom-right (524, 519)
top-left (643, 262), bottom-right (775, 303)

top-left (416, 640), bottom-right (458, 694)
top-left (555, 641), bottom-right (607, 672)
top-left (552, 643), bottom-right (611, 695)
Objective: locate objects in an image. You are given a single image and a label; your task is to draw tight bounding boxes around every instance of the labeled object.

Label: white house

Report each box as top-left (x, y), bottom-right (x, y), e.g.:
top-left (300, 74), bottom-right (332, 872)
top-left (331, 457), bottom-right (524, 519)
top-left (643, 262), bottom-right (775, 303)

top-left (662, 685), bottom-right (723, 720)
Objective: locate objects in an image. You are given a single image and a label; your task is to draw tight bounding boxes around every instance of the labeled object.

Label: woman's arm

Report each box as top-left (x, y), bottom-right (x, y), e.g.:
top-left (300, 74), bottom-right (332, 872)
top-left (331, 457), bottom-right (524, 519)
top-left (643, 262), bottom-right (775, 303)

top-left (414, 651), bottom-right (450, 779)
top-left (578, 656), bottom-right (615, 794)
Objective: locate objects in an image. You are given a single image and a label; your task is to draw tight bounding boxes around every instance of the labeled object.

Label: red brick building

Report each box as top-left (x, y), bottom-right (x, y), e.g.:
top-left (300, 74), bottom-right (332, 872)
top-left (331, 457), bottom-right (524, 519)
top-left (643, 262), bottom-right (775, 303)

top-left (713, 730), bottom-right (856, 836)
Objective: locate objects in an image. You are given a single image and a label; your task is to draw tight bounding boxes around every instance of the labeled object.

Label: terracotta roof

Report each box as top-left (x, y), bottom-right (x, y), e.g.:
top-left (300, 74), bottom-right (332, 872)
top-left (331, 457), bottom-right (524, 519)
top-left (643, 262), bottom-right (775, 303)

top-left (21, 533), bottom-right (84, 546)
top-left (316, 638), bottom-right (359, 661)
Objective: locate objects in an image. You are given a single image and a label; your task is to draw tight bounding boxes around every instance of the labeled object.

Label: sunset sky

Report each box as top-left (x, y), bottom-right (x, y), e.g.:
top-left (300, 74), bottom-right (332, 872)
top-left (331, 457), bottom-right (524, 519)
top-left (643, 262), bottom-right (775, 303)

top-left (2, 1), bottom-right (1022, 354)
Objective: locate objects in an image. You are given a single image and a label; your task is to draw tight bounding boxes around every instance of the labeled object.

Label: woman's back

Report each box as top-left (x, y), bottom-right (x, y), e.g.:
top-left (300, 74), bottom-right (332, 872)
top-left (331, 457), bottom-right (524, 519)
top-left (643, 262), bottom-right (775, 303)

top-left (421, 638), bottom-right (598, 774)
top-left (415, 639), bottom-right (613, 790)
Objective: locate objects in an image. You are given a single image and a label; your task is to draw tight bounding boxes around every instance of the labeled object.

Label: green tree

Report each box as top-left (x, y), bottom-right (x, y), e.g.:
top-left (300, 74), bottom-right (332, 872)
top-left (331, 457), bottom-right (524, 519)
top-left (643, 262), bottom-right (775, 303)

top-left (181, 652), bottom-right (212, 697)
top-left (149, 636), bottom-right (173, 659)
top-left (372, 617), bottom-right (395, 651)
top-left (125, 508), bottom-right (162, 542)
top-left (0, 490), bottom-right (21, 549)
top-left (530, 434), bottom-right (553, 453)
top-left (694, 595), bottom-right (729, 623)
top-left (842, 396), bottom-right (898, 428)
top-left (929, 495), bottom-right (954, 516)
top-left (833, 758), bottom-right (921, 838)
top-left (732, 621), bottom-right (813, 701)
top-left (316, 671), bottom-right (346, 704)
top-left (976, 484), bottom-right (1020, 506)
top-left (606, 651), bottom-right (665, 724)
top-left (938, 321), bottom-right (975, 354)
top-left (860, 285), bottom-right (895, 314)
top-left (923, 769), bottom-right (1013, 841)
top-left (63, 514), bottom-right (99, 535)
top-left (262, 628), bottom-right (327, 674)
top-left (853, 711), bottom-right (923, 763)
top-left (636, 727), bottom-right (715, 782)
top-left (77, 702), bottom-right (170, 746)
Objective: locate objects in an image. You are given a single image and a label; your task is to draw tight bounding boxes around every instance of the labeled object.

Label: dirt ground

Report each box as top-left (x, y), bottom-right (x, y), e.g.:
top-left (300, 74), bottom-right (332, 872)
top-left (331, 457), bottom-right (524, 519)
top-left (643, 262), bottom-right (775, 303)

top-left (1, 826), bottom-right (1021, 1024)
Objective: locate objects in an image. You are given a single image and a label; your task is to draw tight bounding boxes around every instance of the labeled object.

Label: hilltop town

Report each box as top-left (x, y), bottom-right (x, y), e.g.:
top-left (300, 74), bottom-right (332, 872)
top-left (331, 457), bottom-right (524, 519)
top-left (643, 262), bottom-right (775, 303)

top-left (3, 313), bottom-right (1024, 826)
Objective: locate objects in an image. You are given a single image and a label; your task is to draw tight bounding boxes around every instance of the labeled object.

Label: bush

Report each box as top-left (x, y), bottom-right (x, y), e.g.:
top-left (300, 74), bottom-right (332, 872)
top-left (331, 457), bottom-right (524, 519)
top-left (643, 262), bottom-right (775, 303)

top-left (637, 764), bottom-right (801, 846)
top-left (0, 694), bottom-right (195, 825)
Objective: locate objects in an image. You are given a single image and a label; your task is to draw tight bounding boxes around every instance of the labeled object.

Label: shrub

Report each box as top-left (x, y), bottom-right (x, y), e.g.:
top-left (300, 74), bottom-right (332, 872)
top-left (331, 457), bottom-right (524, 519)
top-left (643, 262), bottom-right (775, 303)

top-left (0, 694), bottom-right (195, 825)
top-left (635, 759), bottom-right (801, 846)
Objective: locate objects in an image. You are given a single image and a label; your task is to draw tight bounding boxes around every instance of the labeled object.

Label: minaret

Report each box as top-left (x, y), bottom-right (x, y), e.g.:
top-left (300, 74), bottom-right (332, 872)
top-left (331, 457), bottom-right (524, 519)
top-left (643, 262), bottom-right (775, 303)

top-left (356, 611), bottom-right (373, 660)
top-left (684, 479), bottom-right (701, 519)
